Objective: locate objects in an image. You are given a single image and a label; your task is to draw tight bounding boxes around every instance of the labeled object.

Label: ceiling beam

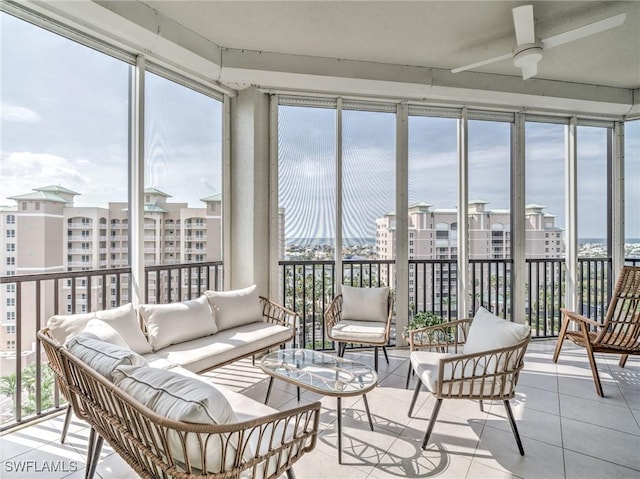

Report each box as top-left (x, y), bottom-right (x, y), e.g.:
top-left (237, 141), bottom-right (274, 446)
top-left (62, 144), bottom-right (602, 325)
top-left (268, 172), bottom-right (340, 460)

top-left (20, 0), bottom-right (636, 118)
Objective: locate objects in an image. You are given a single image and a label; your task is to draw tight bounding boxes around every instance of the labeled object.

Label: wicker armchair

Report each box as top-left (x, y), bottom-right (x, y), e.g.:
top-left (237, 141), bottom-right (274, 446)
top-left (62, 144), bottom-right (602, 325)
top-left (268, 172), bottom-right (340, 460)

top-left (325, 287), bottom-right (394, 372)
top-left (553, 265), bottom-right (640, 397)
top-left (407, 316), bottom-right (531, 455)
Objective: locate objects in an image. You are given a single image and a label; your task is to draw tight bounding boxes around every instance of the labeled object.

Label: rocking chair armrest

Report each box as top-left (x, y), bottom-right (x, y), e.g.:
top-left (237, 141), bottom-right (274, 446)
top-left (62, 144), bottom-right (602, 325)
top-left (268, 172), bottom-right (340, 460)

top-left (560, 308), bottom-right (601, 329)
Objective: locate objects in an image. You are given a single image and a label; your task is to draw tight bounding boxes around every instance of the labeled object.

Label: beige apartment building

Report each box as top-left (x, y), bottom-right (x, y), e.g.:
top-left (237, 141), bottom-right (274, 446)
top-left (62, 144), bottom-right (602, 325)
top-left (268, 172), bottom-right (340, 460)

top-left (376, 200), bottom-right (564, 313)
top-left (0, 185), bottom-right (222, 375)
top-left (377, 200), bottom-right (563, 261)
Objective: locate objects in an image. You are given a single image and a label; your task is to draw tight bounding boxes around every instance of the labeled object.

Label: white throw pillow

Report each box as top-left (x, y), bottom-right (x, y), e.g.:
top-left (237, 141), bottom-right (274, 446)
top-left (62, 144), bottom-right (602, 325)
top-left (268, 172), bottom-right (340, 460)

top-left (464, 307), bottom-right (531, 354)
top-left (47, 304), bottom-right (152, 354)
top-left (205, 285), bottom-right (263, 332)
top-left (80, 318), bottom-right (130, 349)
top-left (66, 333), bottom-right (147, 381)
top-left (47, 312), bottom-right (94, 345)
top-left (95, 304), bottom-right (152, 354)
top-left (113, 365), bottom-right (238, 473)
top-left (139, 296), bottom-right (217, 351)
top-left (341, 285), bottom-right (389, 322)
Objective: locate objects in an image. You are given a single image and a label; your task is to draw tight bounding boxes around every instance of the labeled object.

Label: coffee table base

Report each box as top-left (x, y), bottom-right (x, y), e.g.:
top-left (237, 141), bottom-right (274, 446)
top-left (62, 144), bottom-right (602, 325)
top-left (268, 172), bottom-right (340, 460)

top-left (265, 377), bottom-right (375, 464)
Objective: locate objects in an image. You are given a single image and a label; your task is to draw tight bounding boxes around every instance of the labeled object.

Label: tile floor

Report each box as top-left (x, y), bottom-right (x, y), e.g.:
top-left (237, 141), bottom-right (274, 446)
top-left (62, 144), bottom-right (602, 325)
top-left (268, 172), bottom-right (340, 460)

top-left (1, 340), bottom-right (639, 479)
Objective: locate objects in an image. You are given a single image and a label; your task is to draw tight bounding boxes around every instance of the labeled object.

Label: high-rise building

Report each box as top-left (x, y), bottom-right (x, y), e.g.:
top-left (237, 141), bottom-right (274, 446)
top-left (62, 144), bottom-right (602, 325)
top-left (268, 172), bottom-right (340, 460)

top-left (376, 200), bottom-right (565, 314)
top-left (377, 200), bottom-right (564, 261)
top-left (0, 186), bottom-right (223, 374)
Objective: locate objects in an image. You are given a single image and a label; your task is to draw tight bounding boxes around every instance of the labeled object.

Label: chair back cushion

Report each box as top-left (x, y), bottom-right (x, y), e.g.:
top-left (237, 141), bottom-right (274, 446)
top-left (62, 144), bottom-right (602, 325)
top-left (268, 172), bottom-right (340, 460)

top-left (465, 307), bottom-right (530, 354)
top-left (341, 285), bottom-right (390, 322)
top-left (205, 285), bottom-right (263, 331)
top-left (139, 296), bottom-right (217, 351)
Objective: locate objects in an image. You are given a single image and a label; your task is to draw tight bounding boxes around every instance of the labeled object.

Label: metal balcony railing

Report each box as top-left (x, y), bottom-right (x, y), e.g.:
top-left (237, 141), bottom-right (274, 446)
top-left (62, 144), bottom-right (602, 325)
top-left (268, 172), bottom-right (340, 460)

top-left (0, 255), bottom-right (632, 432)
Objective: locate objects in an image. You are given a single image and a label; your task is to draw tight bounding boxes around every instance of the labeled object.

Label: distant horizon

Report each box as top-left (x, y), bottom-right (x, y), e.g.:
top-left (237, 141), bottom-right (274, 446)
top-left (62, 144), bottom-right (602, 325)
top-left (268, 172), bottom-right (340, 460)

top-left (286, 237), bottom-right (640, 246)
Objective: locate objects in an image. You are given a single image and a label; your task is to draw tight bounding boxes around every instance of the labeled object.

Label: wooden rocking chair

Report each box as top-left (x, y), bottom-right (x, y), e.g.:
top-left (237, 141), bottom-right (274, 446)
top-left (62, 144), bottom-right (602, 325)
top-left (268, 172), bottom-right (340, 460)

top-left (553, 266), bottom-right (640, 397)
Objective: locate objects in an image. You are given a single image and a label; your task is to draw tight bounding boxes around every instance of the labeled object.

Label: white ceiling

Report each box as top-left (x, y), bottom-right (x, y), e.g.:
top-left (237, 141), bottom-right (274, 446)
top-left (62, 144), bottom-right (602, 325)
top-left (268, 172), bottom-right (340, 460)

top-left (21, 0), bottom-right (639, 116)
top-left (141, 0), bottom-right (639, 89)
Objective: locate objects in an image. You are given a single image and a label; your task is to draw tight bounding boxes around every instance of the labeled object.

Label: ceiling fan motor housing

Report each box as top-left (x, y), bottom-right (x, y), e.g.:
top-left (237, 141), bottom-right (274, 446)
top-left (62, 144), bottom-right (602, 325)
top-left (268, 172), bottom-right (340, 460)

top-left (512, 43), bottom-right (543, 68)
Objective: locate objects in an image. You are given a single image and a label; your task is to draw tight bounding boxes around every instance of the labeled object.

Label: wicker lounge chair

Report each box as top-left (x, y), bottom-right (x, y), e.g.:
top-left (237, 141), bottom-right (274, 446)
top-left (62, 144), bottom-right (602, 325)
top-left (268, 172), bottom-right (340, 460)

top-left (553, 265), bottom-right (640, 397)
top-left (325, 286), bottom-right (394, 372)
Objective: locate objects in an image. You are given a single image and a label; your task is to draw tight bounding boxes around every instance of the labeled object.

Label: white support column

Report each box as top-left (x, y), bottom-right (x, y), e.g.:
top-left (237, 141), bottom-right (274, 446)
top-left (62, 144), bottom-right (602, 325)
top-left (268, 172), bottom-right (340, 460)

top-left (268, 94), bottom-right (280, 299)
top-left (335, 98), bottom-right (343, 290)
top-left (457, 109), bottom-right (469, 318)
top-left (512, 113), bottom-right (526, 323)
top-left (396, 102), bottom-right (409, 346)
top-left (129, 55), bottom-right (145, 306)
top-left (229, 87), bottom-right (271, 294)
top-left (222, 94), bottom-right (232, 290)
top-left (611, 121), bottom-right (625, 279)
top-left (565, 117), bottom-right (578, 312)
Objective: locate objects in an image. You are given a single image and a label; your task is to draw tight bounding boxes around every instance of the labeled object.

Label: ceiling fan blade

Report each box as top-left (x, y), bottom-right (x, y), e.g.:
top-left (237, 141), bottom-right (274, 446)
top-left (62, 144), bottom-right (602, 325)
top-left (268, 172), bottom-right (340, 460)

top-left (512, 5), bottom-right (536, 45)
top-left (521, 61), bottom-right (538, 80)
top-left (451, 53), bottom-right (512, 74)
top-left (541, 12), bottom-right (627, 49)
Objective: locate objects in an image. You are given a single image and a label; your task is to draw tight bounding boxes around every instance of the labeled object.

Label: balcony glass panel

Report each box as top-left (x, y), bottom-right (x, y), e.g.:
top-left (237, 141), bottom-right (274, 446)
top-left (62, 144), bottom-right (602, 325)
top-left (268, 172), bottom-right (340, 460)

top-left (342, 109), bottom-right (395, 289)
top-left (526, 122), bottom-right (566, 335)
top-left (143, 72), bottom-right (223, 302)
top-left (408, 116), bottom-right (457, 318)
top-left (625, 120), bottom-right (639, 265)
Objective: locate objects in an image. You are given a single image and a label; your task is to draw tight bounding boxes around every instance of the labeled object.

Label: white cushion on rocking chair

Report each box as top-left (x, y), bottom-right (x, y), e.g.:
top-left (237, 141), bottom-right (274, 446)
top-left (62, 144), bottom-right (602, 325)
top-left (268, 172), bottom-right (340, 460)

top-left (329, 320), bottom-right (387, 343)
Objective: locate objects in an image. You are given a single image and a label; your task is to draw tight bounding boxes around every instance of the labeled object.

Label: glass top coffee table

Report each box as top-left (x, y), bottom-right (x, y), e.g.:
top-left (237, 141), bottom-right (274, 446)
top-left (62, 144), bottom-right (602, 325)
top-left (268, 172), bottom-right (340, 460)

top-left (260, 348), bottom-right (378, 463)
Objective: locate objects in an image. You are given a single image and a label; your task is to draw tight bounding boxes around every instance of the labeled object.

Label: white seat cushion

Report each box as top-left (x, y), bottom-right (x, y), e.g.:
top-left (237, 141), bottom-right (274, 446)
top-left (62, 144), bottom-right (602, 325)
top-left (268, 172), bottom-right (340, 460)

top-left (139, 296), bottom-right (218, 351)
top-left (341, 285), bottom-right (389, 322)
top-left (167, 366), bottom-right (297, 478)
top-left (329, 319), bottom-right (387, 344)
top-left (205, 285), bottom-right (263, 332)
top-left (411, 350), bottom-right (505, 397)
top-left (112, 365), bottom-right (239, 474)
top-left (152, 322), bottom-right (292, 373)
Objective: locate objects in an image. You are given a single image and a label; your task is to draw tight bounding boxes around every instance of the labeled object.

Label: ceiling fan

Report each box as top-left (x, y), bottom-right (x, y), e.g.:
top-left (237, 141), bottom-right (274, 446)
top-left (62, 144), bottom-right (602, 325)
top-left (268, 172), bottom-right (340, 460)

top-left (451, 5), bottom-right (627, 79)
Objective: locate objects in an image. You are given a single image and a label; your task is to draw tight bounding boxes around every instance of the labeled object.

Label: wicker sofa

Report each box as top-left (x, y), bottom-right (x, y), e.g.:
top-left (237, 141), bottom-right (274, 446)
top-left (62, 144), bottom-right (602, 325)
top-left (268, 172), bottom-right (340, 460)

top-left (39, 286), bottom-right (320, 478)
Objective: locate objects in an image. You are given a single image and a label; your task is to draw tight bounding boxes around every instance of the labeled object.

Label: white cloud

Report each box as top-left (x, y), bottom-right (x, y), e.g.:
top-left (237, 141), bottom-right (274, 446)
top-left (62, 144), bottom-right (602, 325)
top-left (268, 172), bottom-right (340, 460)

top-left (1, 103), bottom-right (41, 123)
top-left (0, 151), bottom-right (87, 200)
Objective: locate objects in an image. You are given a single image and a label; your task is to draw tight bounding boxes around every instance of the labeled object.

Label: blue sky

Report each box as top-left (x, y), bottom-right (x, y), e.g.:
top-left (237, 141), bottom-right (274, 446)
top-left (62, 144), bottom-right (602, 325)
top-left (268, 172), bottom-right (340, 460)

top-left (2, 12), bottom-right (639, 240)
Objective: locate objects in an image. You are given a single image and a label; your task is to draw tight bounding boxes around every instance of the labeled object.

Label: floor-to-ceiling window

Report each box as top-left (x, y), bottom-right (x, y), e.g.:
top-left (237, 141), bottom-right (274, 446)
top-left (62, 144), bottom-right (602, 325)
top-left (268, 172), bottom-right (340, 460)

top-left (144, 72), bottom-right (223, 302)
top-left (342, 108), bottom-right (395, 287)
top-left (277, 103), bottom-right (336, 347)
top-left (407, 114), bottom-right (458, 318)
top-left (525, 121), bottom-right (567, 335)
top-left (577, 125), bottom-right (612, 319)
top-left (624, 120), bottom-right (639, 265)
top-left (0, 11), bottom-right (130, 424)
top-left (468, 118), bottom-right (513, 318)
